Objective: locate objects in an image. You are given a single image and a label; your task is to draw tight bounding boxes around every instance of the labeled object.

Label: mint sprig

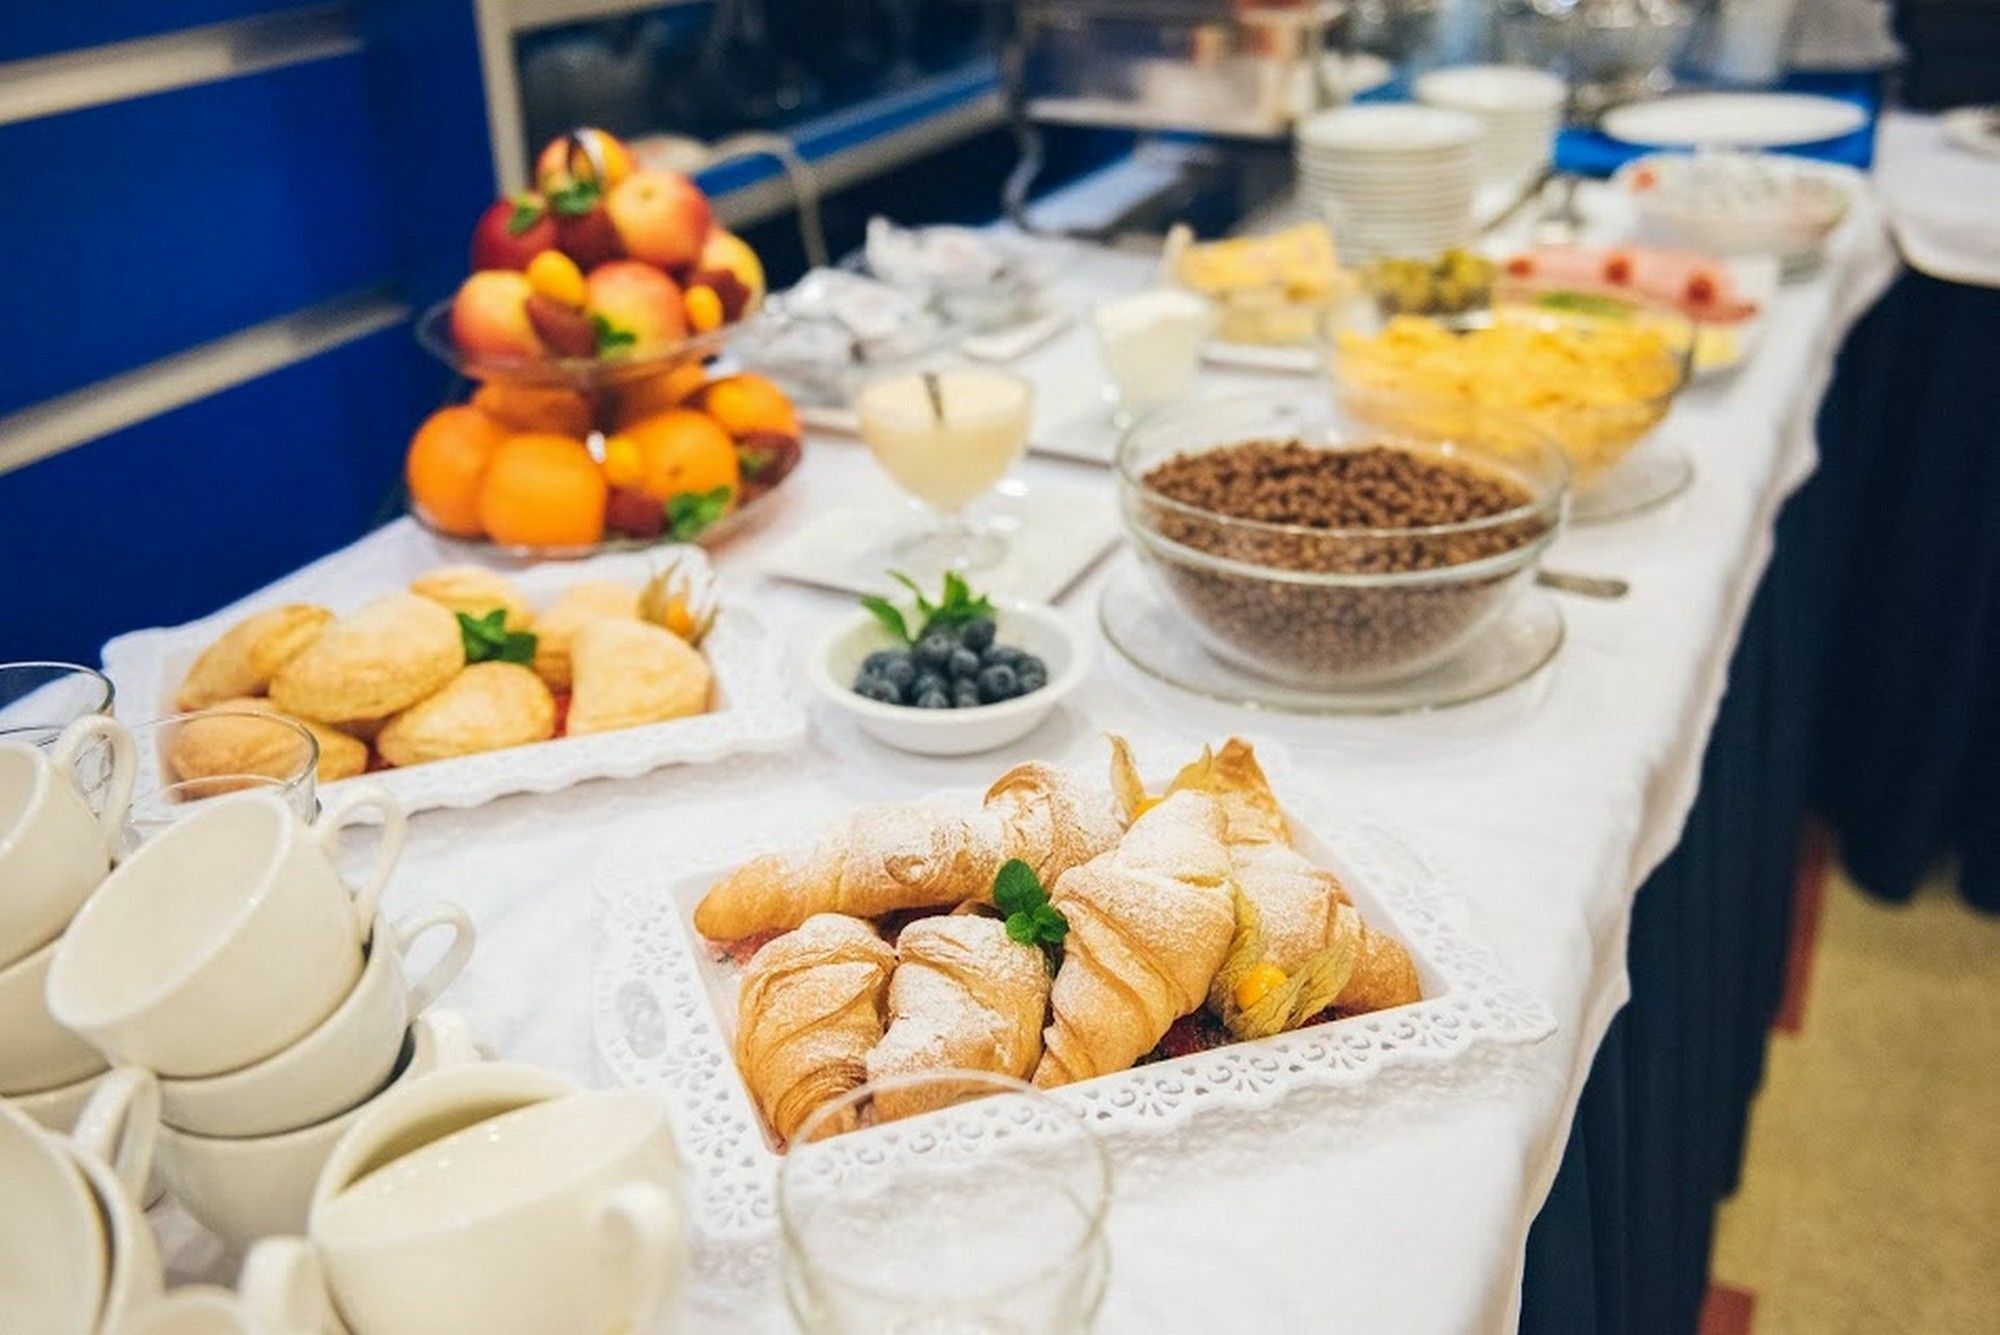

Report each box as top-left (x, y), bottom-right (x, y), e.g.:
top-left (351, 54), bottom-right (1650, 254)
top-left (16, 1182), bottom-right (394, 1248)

top-left (857, 570), bottom-right (997, 647)
top-left (505, 194), bottom-right (547, 236)
top-left (666, 486), bottom-right (732, 540)
top-left (547, 179), bottom-right (603, 217)
top-left (456, 610), bottom-right (538, 666)
top-left (589, 312), bottom-right (637, 357)
top-left (992, 859), bottom-right (1068, 968)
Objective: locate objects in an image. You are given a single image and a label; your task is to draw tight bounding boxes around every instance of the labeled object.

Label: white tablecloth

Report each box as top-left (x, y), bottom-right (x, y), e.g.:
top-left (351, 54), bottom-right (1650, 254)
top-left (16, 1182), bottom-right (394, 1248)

top-left (1876, 109), bottom-right (2000, 289)
top-left (144, 187), bottom-right (1899, 1331)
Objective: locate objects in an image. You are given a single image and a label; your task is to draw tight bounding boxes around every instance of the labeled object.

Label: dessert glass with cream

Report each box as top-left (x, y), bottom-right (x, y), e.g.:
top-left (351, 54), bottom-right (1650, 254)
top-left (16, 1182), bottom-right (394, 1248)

top-left (855, 369), bottom-right (1034, 574)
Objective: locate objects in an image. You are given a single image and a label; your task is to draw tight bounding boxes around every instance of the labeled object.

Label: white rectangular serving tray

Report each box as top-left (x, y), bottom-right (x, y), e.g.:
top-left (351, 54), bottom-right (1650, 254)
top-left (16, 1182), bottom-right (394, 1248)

top-left (592, 775), bottom-right (1557, 1247)
top-left (101, 546), bottom-right (806, 814)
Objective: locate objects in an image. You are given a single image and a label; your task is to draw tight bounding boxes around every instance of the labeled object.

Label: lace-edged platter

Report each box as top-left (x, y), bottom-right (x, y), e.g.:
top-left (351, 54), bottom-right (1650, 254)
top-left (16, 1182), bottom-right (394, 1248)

top-left (99, 547), bottom-right (805, 814)
top-left (592, 783), bottom-right (1556, 1244)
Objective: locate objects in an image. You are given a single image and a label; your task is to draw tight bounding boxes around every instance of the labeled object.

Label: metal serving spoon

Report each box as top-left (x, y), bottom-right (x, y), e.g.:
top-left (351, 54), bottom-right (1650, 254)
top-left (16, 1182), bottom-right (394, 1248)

top-left (1536, 567), bottom-right (1629, 599)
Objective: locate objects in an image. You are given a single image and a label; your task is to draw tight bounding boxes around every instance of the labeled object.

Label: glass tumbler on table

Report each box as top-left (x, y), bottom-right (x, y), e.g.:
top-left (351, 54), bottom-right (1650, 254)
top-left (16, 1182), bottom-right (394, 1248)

top-left (1089, 289), bottom-right (1215, 430)
top-left (84, 711), bottom-right (321, 858)
top-left (0, 662), bottom-right (115, 749)
top-left (855, 369), bottom-right (1034, 575)
top-left (780, 1070), bottom-right (1111, 1335)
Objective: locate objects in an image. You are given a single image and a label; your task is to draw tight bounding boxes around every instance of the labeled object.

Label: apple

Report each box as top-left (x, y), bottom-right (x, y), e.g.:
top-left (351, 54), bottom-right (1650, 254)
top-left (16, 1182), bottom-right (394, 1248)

top-left (585, 260), bottom-right (688, 357)
top-left (451, 271), bottom-right (545, 360)
top-left (605, 170), bottom-right (712, 273)
top-left (470, 195), bottom-right (557, 271)
top-left (554, 203), bottom-right (623, 270)
top-left (536, 127), bottom-right (636, 195)
top-left (526, 294), bottom-right (597, 359)
top-left (693, 229), bottom-right (765, 313)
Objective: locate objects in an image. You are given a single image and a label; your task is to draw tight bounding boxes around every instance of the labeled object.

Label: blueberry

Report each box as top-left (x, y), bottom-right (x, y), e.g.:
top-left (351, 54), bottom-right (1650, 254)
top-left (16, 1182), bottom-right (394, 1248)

top-left (1017, 665), bottom-right (1048, 694)
top-left (952, 679), bottom-right (983, 709)
top-left (983, 643), bottom-right (1024, 668)
top-left (960, 618), bottom-right (997, 652)
top-left (948, 647), bottom-right (982, 680)
top-left (915, 634), bottom-right (957, 669)
top-left (881, 655), bottom-right (917, 690)
top-left (854, 676), bottom-right (902, 705)
top-left (1017, 654), bottom-right (1045, 679)
top-left (914, 689), bottom-right (951, 709)
top-left (912, 671), bottom-right (948, 702)
top-left (862, 649), bottom-right (897, 675)
top-left (977, 664), bottom-right (1020, 703)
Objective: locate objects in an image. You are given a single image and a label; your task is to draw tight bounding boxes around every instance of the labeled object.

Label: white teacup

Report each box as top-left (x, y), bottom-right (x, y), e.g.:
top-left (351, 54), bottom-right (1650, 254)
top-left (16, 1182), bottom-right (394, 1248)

top-left (157, 1011), bottom-right (479, 1254)
top-left (0, 1066), bottom-right (160, 1335)
top-left (48, 785), bottom-right (406, 1076)
top-left (248, 1063), bottom-right (688, 1335)
top-left (7, 1065), bottom-right (111, 1135)
top-left (0, 932), bottom-right (108, 1094)
top-left (0, 716), bottom-right (134, 967)
top-left (159, 903), bottom-right (474, 1138)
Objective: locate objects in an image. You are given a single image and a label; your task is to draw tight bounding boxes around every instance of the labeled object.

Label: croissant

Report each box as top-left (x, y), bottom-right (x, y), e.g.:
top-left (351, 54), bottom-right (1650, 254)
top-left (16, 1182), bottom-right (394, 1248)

top-left (1032, 792), bottom-right (1236, 1088)
top-left (735, 914), bottom-right (896, 1142)
top-left (1228, 842), bottom-right (1351, 975)
top-left (866, 915), bottom-right (1050, 1120)
top-left (693, 763), bottom-right (1120, 941)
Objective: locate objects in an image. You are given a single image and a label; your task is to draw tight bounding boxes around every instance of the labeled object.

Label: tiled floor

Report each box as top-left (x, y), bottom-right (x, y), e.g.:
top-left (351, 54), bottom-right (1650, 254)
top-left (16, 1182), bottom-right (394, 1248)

top-left (1703, 847), bottom-right (2000, 1334)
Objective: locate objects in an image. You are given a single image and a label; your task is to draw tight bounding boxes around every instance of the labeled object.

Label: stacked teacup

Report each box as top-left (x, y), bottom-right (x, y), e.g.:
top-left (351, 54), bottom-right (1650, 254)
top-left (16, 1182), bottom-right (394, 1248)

top-left (1414, 64), bottom-right (1567, 189)
top-left (0, 718), bottom-right (136, 1131)
top-left (43, 761), bottom-right (478, 1253)
top-left (0, 1068), bottom-right (165, 1333)
top-left (1295, 103), bottom-right (1483, 260)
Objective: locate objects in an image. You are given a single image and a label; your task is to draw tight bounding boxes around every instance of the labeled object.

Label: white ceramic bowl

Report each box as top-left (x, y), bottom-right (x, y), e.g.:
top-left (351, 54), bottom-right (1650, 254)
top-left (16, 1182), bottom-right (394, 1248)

top-left (809, 602), bottom-right (1093, 757)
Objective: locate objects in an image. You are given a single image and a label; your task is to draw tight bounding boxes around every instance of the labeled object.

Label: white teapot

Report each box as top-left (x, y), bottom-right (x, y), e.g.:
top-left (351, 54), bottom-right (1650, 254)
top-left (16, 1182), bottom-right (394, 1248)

top-left (242, 1062), bottom-right (688, 1335)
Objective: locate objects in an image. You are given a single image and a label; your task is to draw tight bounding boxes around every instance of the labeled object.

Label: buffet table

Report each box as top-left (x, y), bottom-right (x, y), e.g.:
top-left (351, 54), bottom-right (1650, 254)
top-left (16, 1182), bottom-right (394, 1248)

top-left (144, 189), bottom-right (1898, 1331)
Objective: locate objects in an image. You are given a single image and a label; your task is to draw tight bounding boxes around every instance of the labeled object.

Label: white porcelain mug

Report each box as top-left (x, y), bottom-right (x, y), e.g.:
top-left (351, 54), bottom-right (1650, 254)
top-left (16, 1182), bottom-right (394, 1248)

top-left (0, 932), bottom-right (108, 1094)
top-left (246, 1064), bottom-right (688, 1335)
top-left (157, 1011), bottom-right (480, 1254)
top-left (0, 716), bottom-right (135, 967)
top-left (159, 903), bottom-right (474, 1138)
top-left (0, 1066), bottom-right (160, 1335)
top-left (47, 785), bottom-right (405, 1076)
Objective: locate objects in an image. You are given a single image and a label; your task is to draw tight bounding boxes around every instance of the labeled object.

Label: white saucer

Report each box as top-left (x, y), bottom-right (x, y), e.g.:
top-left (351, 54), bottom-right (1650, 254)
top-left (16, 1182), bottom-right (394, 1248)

top-left (1099, 555), bottom-right (1564, 715)
top-left (1941, 105), bottom-right (2000, 160)
top-left (1600, 93), bottom-right (1867, 149)
top-left (1572, 433), bottom-right (1695, 524)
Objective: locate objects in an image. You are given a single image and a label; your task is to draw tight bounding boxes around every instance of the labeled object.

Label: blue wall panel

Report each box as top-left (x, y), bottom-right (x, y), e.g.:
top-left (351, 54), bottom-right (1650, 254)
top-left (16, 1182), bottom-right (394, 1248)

top-left (0, 2), bottom-right (314, 62)
top-left (0, 54), bottom-right (394, 413)
top-left (0, 326), bottom-right (447, 665)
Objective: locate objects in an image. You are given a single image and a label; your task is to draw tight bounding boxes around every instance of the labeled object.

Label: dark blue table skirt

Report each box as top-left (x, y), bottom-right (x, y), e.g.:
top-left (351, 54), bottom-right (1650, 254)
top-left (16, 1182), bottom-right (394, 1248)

top-left (1812, 271), bottom-right (2000, 914)
top-left (1520, 289), bottom-right (1888, 1331)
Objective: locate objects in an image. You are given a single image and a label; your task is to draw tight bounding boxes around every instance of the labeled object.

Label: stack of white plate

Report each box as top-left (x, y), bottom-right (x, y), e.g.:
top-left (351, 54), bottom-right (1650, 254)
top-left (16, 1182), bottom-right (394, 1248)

top-left (1415, 65), bottom-right (1567, 188)
top-left (1295, 104), bottom-right (1482, 260)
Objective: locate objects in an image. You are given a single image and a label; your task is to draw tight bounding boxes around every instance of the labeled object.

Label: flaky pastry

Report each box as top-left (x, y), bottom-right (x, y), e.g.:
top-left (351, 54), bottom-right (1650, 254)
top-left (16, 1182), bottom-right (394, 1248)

top-left (376, 663), bottom-right (556, 767)
top-left (176, 604), bottom-right (332, 710)
top-left (189, 698), bottom-right (368, 783)
top-left (531, 581), bottom-right (640, 690)
top-left (564, 618), bottom-right (710, 736)
top-left (408, 566), bottom-right (534, 632)
top-left (269, 594), bottom-right (464, 724)
top-left (736, 914), bottom-right (896, 1142)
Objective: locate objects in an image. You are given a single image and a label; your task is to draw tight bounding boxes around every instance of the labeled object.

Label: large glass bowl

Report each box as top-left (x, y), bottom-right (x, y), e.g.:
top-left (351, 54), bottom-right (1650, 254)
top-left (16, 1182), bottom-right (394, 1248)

top-left (1115, 392), bottom-right (1569, 689)
top-left (415, 295), bottom-right (757, 391)
top-left (1329, 290), bottom-right (1694, 485)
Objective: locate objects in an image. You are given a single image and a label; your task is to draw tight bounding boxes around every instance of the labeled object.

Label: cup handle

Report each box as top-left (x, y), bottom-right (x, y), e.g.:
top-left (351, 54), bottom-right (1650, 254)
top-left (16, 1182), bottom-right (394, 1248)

top-left (311, 785), bottom-right (405, 936)
top-left (72, 1065), bottom-right (158, 1202)
top-left (390, 901), bottom-right (476, 1015)
top-left (239, 1237), bottom-right (339, 1335)
top-left (51, 714), bottom-right (135, 844)
top-left (418, 1009), bottom-right (484, 1066)
top-left (598, 1181), bottom-right (688, 1334)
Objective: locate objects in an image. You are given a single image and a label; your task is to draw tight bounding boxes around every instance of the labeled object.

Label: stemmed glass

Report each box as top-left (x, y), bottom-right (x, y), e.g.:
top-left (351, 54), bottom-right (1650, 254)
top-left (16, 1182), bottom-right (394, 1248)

top-left (855, 368), bottom-right (1034, 576)
top-left (780, 1071), bottom-right (1111, 1335)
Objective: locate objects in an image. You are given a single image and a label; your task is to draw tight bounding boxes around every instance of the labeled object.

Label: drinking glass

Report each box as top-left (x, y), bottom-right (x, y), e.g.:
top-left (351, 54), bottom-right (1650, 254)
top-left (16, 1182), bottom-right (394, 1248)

top-left (78, 711), bottom-right (320, 858)
top-left (1090, 290), bottom-right (1214, 430)
top-left (0, 662), bottom-right (114, 749)
top-left (855, 369), bottom-right (1033, 575)
top-left (779, 1071), bottom-right (1111, 1335)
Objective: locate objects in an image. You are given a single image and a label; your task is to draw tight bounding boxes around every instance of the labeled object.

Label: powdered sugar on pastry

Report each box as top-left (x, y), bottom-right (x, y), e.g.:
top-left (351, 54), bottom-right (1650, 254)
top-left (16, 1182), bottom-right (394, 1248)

top-left (1229, 841), bottom-right (1351, 973)
top-left (735, 914), bottom-right (896, 1142)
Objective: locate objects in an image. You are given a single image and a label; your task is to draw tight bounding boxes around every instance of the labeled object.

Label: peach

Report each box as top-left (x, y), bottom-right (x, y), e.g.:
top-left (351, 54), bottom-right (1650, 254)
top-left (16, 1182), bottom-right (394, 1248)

top-left (695, 229), bottom-right (766, 310)
top-left (605, 170), bottom-right (712, 273)
top-left (451, 271), bottom-right (545, 361)
top-left (584, 260), bottom-right (688, 357)
top-left (535, 128), bottom-right (636, 195)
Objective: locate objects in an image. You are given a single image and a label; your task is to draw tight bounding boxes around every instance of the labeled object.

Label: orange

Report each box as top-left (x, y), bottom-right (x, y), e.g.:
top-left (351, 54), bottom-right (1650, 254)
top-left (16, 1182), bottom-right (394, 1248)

top-left (620, 409), bottom-right (740, 504)
top-left (692, 373), bottom-right (799, 441)
top-left (614, 362), bottom-right (707, 428)
top-left (406, 405), bottom-right (507, 536)
top-left (470, 382), bottom-right (595, 438)
top-left (477, 434), bottom-right (607, 548)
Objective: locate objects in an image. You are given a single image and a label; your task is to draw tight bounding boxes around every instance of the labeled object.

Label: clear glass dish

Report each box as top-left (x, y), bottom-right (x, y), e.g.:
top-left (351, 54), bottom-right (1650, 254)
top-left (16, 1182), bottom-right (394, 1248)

top-left (1114, 391), bottom-right (1568, 689)
top-left (414, 296), bottom-right (756, 390)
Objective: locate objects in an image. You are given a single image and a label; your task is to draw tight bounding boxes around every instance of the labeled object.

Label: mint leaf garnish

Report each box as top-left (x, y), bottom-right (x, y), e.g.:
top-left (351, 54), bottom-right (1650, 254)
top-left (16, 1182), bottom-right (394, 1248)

top-left (665, 486), bottom-right (732, 540)
top-left (547, 179), bottom-right (602, 217)
top-left (860, 596), bottom-right (912, 644)
top-left (861, 570), bottom-right (999, 645)
top-left (589, 312), bottom-right (637, 357)
top-left (457, 610), bottom-right (538, 665)
top-left (505, 194), bottom-right (547, 236)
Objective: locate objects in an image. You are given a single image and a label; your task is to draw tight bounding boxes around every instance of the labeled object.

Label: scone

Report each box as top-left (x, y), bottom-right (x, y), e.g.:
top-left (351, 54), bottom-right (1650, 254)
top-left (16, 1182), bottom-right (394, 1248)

top-left (376, 663), bottom-right (557, 767)
top-left (531, 580), bottom-right (640, 691)
top-left (189, 698), bottom-right (370, 783)
top-left (177, 605), bottom-right (332, 710)
top-left (269, 594), bottom-right (465, 724)
top-left (409, 565), bottom-right (534, 632)
top-left (566, 618), bottom-right (711, 736)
